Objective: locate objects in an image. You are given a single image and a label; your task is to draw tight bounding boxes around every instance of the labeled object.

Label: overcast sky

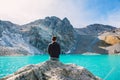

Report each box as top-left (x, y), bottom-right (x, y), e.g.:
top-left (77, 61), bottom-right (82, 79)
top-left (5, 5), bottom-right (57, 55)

top-left (0, 0), bottom-right (120, 28)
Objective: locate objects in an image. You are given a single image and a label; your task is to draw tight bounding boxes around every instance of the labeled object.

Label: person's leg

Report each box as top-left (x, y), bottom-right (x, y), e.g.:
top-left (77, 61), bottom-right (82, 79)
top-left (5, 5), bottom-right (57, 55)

top-left (50, 57), bottom-right (59, 61)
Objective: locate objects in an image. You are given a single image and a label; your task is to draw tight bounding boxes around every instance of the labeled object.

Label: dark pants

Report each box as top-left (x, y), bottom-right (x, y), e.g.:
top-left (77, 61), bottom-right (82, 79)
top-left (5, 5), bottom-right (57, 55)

top-left (50, 57), bottom-right (59, 61)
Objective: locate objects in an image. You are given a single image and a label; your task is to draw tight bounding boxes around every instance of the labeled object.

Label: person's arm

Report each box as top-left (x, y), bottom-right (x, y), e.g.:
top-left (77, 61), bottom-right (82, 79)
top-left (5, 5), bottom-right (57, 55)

top-left (58, 44), bottom-right (61, 54)
top-left (48, 44), bottom-right (51, 55)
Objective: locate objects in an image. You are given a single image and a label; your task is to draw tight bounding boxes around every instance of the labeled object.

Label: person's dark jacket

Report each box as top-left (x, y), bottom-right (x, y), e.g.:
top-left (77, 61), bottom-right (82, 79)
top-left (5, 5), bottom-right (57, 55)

top-left (48, 42), bottom-right (61, 58)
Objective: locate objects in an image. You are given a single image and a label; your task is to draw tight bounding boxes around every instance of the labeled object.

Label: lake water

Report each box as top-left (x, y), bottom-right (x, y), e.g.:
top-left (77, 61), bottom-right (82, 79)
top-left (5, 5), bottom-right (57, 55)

top-left (0, 54), bottom-right (120, 80)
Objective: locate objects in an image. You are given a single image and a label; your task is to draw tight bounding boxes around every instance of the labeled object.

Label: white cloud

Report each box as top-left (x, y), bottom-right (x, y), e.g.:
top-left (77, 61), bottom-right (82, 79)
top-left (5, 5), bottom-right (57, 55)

top-left (0, 0), bottom-right (54, 24)
top-left (0, 0), bottom-right (120, 28)
top-left (0, 0), bottom-right (92, 27)
top-left (101, 10), bottom-right (120, 28)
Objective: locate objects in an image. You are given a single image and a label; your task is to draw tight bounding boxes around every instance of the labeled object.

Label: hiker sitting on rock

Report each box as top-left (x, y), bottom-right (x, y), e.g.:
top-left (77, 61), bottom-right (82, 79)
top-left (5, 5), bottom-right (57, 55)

top-left (48, 36), bottom-right (61, 61)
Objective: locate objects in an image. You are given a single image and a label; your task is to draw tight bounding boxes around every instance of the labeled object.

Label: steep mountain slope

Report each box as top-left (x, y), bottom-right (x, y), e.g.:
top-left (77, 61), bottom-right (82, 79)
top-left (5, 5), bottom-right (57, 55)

top-left (0, 20), bottom-right (40, 55)
top-left (73, 35), bottom-right (108, 54)
top-left (0, 17), bottom-right (77, 55)
top-left (75, 26), bottom-right (119, 54)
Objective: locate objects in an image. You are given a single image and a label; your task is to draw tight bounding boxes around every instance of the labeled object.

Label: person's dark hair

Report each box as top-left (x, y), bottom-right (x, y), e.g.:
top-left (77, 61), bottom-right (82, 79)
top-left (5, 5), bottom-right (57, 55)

top-left (52, 36), bottom-right (57, 41)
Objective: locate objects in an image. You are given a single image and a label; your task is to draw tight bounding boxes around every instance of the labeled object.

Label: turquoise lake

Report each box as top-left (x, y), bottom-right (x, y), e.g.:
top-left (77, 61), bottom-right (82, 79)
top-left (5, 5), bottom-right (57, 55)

top-left (0, 54), bottom-right (120, 80)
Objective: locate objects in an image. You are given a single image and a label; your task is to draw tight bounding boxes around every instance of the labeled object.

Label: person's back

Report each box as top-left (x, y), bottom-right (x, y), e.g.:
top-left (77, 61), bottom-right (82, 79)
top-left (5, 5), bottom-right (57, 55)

top-left (48, 37), bottom-right (61, 61)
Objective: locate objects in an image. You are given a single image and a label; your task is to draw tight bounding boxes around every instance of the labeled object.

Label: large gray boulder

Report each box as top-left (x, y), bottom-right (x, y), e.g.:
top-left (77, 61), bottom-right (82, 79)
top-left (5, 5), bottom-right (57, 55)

top-left (2, 61), bottom-right (100, 80)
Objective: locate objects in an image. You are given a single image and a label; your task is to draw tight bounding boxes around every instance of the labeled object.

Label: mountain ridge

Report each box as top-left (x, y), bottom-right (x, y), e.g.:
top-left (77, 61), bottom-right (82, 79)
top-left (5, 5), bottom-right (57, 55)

top-left (0, 16), bottom-right (120, 55)
top-left (75, 24), bottom-right (116, 36)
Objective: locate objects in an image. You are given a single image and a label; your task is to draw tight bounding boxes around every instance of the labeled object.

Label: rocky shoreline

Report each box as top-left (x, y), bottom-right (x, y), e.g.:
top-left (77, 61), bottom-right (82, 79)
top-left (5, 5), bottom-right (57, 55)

top-left (1, 60), bottom-right (101, 80)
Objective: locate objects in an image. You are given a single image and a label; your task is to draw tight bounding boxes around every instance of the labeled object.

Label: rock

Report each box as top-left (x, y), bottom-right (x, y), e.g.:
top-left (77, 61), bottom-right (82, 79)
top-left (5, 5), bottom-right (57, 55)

top-left (99, 35), bottom-right (120, 45)
top-left (106, 43), bottom-right (120, 54)
top-left (99, 30), bottom-right (120, 45)
top-left (1, 60), bottom-right (100, 80)
top-left (0, 46), bottom-right (30, 56)
top-left (97, 31), bottom-right (120, 54)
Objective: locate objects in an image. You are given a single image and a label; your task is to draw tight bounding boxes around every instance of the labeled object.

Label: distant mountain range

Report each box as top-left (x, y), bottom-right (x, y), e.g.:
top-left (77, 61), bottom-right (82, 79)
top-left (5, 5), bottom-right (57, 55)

top-left (75, 24), bottom-right (116, 36)
top-left (0, 16), bottom-right (120, 55)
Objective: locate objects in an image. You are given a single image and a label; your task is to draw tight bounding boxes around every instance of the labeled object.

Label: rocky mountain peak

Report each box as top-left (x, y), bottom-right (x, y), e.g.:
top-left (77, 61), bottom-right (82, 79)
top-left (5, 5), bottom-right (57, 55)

top-left (62, 17), bottom-right (70, 24)
top-left (20, 16), bottom-right (77, 53)
top-left (45, 16), bottom-right (61, 21)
